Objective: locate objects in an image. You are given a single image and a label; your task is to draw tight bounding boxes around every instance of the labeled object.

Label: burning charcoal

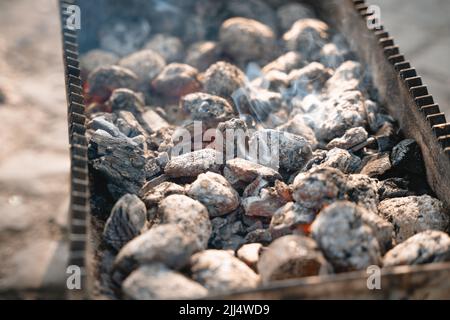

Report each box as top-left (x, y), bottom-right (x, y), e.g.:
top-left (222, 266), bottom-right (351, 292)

top-left (118, 49), bottom-right (166, 85)
top-left (148, 1), bottom-right (185, 36)
top-left (390, 139), bottom-right (426, 175)
top-left (103, 194), bottom-right (146, 252)
top-left (87, 66), bottom-right (139, 103)
top-left (164, 149), bottom-right (222, 178)
top-left (318, 148), bottom-right (361, 174)
top-left (283, 19), bottom-right (329, 60)
top-left (258, 235), bottom-right (328, 283)
top-left (359, 207), bottom-right (394, 254)
top-left (217, 118), bottom-right (249, 160)
top-left (326, 127), bottom-right (368, 150)
top-left (345, 174), bottom-right (380, 214)
top-left (219, 18), bottom-right (277, 65)
top-left (277, 2), bottom-right (316, 31)
top-left (99, 18), bottom-right (151, 57)
top-left (383, 231), bottom-right (450, 267)
top-left (224, 158), bottom-right (282, 186)
top-left (226, 0), bottom-right (278, 32)
top-left (288, 62), bottom-right (332, 97)
top-left (237, 243), bottom-right (262, 271)
top-left (292, 167), bottom-right (347, 211)
top-left (262, 51), bottom-right (304, 74)
top-left (106, 88), bottom-right (145, 115)
top-left (269, 202), bottom-right (316, 239)
top-left (187, 172), bottom-right (240, 217)
top-left (360, 152), bottom-right (391, 177)
top-left (190, 250), bottom-right (260, 293)
top-left (378, 195), bottom-right (450, 244)
top-left (123, 263), bottom-right (207, 300)
top-left (318, 43), bottom-right (348, 69)
top-left (203, 61), bottom-right (247, 102)
top-left (243, 180), bottom-right (292, 217)
top-left (144, 34), bottom-right (184, 63)
top-left (114, 224), bottom-right (200, 274)
top-left (181, 93), bottom-right (235, 129)
top-left (115, 111), bottom-right (147, 138)
top-left (248, 129), bottom-right (313, 172)
top-left (185, 41), bottom-right (221, 72)
top-left (80, 49), bottom-right (119, 79)
top-left (245, 229), bottom-right (273, 245)
top-left (277, 114), bottom-right (318, 148)
top-left (152, 63), bottom-right (201, 98)
top-left (377, 178), bottom-right (413, 200)
top-left (159, 194), bottom-right (212, 249)
top-left (209, 213), bottom-right (246, 250)
top-left (325, 61), bottom-right (363, 94)
top-left (311, 201), bottom-right (382, 272)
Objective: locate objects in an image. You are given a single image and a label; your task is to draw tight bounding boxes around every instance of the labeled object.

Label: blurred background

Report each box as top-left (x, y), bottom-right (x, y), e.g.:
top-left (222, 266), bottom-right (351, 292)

top-left (0, 0), bottom-right (448, 297)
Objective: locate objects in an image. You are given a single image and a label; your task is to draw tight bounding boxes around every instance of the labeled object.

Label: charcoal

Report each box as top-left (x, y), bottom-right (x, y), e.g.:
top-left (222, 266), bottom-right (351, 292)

top-left (144, 34), bottom-right (184, 63)
top-left (115, 111), bottom-right (147, 138)
top-left (219, 18), bottom-right (276, 66)
top-left (345, 174), bottom-right (380, 214)
top-left (318, 148), bottom-right (361, 174)
top-left (325, 61), bottom-right (364, 94)
top-left (98, 249), bottom-right (119, 298)
top-left (383, 231), bottom-right (450, 267)
top-left (390, 139), bottom-right (426, 175)
top-left (277, 2), bottom-right (316, 31)
top-left (244, 229), bottom-right (273, 245)
top-left (318, 43), bottom-right (348, 69)
top-left (292, 167), bottom-right (347, 211)
top-left (248, 129), bottom-right (313, 171)
top-left (103, 194), bottom-right (147, 252)
top-left (277, 114), bottom-right (318, 148)
top-left (378, 195), bottom-right (450, 244)
top-left (326, 127), bottom-right (368, 150)
top-left (258, 235), bottom-right (328, 283)
top-left (209, 212), bottom-right (247, 250)
top-left (164, 149), bottom-right (222, 178)
top-left (262, 51), bottom-right (304, 75)
top-left (242, 180), bottom-right (292, 217)
top-left (122, 263), bottom-right (207, 300)
top-left (87, 66), bottom-right (139, 103)
top-left (269, 202), bottom-right (316, 239)
top-left (181, 93), bottom-right (235, 129)
top-left (190, 250), bottom-right (260, 293)
top-left (0, 87), bottom-right (6, 104)
top-left (203, 61), bottom-right (247, 102)
top-left (358, 206), bottom-right (394, 254)
top-left (140, 108), bottom-right (170, 134)
top-left (141, 181), bottom-right (185, 207)
top-left (99, 18), bottom-right (151, 57)
top-left (224, 158), bottom-right (282, 186)
top-left (243, 176), bottom-right (270, 198)
top-left (360, 152), bottom-right (392, 177)
top-left (187, 172), bottom-right (240, 217)
top-left (244, 89), bottom-right (283, 122)
top-left (237, 243), bottom-right (262, 271)
top-left (80, 49), bottom-right (119, 79)
top-left (118, 49), bottom-right (166, 84)
top-left (283, 19), bottom-right (329, 60)
top-left (253, 69), bottom-right (290, 92)
top-left (288, 62), bottom-right (332, 98)
top-left (185, 41), bottom-right (221, 72)
top-left (88, 116), bottom-right (126, 139)
top-left (148, 1), bottom-right (185, 36)
top-left (226, 0), bottom-right (278, 32)
top-left (216, 118), bottom-right (249, 160)
top-left (159, 194), bottom-right (212, 249)
top-left (148, 126), bottom-right (176, 152)
top-left (106, 88), bottom-right (145, 116)
top-left (152, 63), bottom-right (201, 98)
top-left (114, 224), bottom-right (200, 274)
top-left (300, 149), bottom-right (328, 173)
top-left (311, 201), bottom-right (382, 272)
top-left (377, 178), bottom-right (413, 200)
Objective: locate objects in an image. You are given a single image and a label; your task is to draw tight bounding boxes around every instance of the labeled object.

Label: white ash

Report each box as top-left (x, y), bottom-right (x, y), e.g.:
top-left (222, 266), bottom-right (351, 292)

top-left (360, 152), bottom-right (392, 177)
top-left (358, 207), bottom-right (394, 254)
top-left (187, 172), bottom-right (240, 217)
top-left (345, 174), bottom-right (380, 214)
top-left (253, 69), bottom-right (290, 92)
top-left (311, 201), bottom-right (382, 272)
top-left (164, 149), bottom-right (222, 178)
top-left (80, 49), bottom-right (119, 78)
top-left (378, 195), bottom-right (450, 244)
top-left (288, 62), bottom-right (332, 98)
top-left (325, 61), bottom-right (364, 95)
top-left (269, 202), bottom-right (316, 239)
top-left (123, 263), bottom-right (207, 300)
top-left (317, 148), bottom-right (361, 174)
top-left (262, 51), bottom-right (304, 74)
top-left (140, 181), bottom-right (185, 208)
top-left (277, 114), bottom-right (318, 148)
top-left (88, 116), bottom-right (126, 139)
top-left (190, 250), bottom-right (260, 294)
top-left (237, 243), bottom-right (262, 271)
top-left (277, 2), bottom-right (316, 32)
top-left (103, 194), bottom-right (147, 252)
top-left (383, 231), bottom-right (450, 267)
top-left (224, 158), bottom-right (282, 186)
top-left (226, 0), bottom-right (278, 32)
top-left (185, 41), bottom-right (221, 72)
top-left (327, 127), bottom-right (368, 150)
top-left (258, 235), bottom-right (328, 283)
top-left (152, 63), bottom-right (201, 98)
top-left (144, 34), bottom-right (184, 63)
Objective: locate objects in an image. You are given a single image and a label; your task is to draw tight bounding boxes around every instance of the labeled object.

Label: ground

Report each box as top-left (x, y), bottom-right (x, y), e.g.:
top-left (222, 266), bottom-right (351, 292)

top-left (0, 0), bottom-right (448, 298)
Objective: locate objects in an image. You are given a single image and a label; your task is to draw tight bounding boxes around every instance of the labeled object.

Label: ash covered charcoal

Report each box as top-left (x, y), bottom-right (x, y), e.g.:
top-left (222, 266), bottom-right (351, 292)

top-left (243, 89), bottom-right (283, 122)
top-left (88, 115), bottom-right (124, 139)
top-left (80, 49), bottom-right (119, 79)
top-left (122, 263), bottom-right (207, 300)
top-left (219, 18), bottom-right (277, 66)
top-left (318, 43), bottom-right (349, 69)
top-left (253, 69), bottom-right (290, 92)
top-left (359, 206), bottom-right (394, 254)
top-left (326, 127), bottom-right (368, 150)
top-left (144, 34), bottom-right (184, 63)
top-left (237, 243), bottom-right (262, 271)
top-left (262, 51), bottom-right (304, 75)
top-left (185, 41), bottom-right (221, 72)
top-left (99, 18), bottom-right (151, 57)
top-left (164, 149), bottom-right (222, 178)
top-left (187, 172), bottom-right (240, 217)
top-left (159, 194), bottom-right (212, 249)
top-left (118, 49), bottom-right (166, 85)
top-left (190, 250), bottom-right (260, 294)
top-left (209, 211), bottom-right (247, 250)
top-left (152, 63), bottom-right (201, 98)
top-left (244, 229), bottom-right (273, 244)
top-left (311, 201), bottom-right (382, 272)
top-left (115, 111), bottom-right (147, 138)
top-left (277, 114), bottom-right (318, 148)
top-left (181, 93), bottom-right (235, 129)
top-left (325, 61), bottom-right (365, 95)
top-left (269, 202), bottom-right (316, 239)
top-left (226, 0), bottom-right (278, 32)
top-left (390, 139), bottom-right (426, 175)
top-left (216, 118), bottom-right (248, 160)
top-left (360, 153), bottom-right (392, 177)
top-left (224, 158), bottom-right (282, 187)
top-left (277, 2), bottom-right (316, 32)
top-left (248, 129), bottom-right (312, 172)
top-left (383, 231), bottom-right (450, 267)
top-left (140, 108), bottom-right (170, 134)
top-left (317, 148), bottom-right (361, 174)
top-left (300, 149), bottom-right (328, 173)
top-left (87, 66), bottom-right (139, 103)
top-left (377, 178), bottom-right (413, 200)
top-left (103, 194), bottom-right (147, 252)
top-left (345, 174), bottom-right (380, 214)
top-left (203, 61), bottom-right (247, 102)
top-left (140, 181), bottom-right (185, 208)
top-left (378, 195), bottom-right (450, 244)
top-left (283, 19), bottom-right (329, 60)
top-left (288, 62), bottom-right (332, 98)
top-left (106, 88), bottom-right (145, 116)
top-left (258, 235), bottom-right (328, 283)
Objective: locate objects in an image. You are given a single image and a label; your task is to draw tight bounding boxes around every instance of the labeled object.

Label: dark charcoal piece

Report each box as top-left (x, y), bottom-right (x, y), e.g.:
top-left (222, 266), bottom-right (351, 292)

top-left (103, 194), bottom-right (146, 252)
top-left (185, 41), bottom-right (221, 72)
top-left (360, 152), bottom-right (392, 177)
top-left (202, 61), bottom-right (247, 102)
top-left (244, 228), bottom-right (273, 245)
top-left (377, 178), bottom-right (413, 200)
top-left (209, 210), bottom-right (247, 250)
top-left (107, 88), bottom-right (145, 116)
top-left (390, 139), bottom-right (426, 175)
